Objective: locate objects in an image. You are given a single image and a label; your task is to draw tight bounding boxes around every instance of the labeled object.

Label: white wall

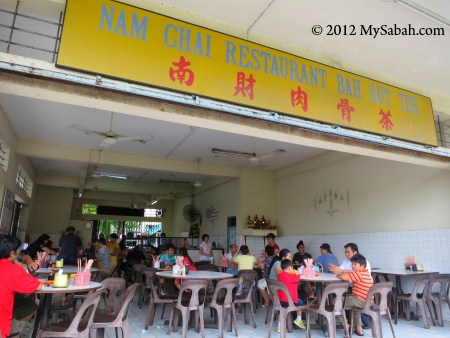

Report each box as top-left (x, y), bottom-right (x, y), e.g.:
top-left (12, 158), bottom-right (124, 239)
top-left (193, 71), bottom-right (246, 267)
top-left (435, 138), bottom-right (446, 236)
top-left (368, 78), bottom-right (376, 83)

top-left (192, 178), bottom-right (239, 242)
top-left (276, 153), bottom-right (450, 235)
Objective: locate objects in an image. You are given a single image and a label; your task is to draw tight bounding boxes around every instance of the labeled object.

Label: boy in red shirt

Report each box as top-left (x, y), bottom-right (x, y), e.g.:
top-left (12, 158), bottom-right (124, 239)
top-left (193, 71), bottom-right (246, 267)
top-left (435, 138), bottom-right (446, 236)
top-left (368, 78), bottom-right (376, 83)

top-left (277, 259), bottom-right (305, 331)
top-left (337, 254), bottom-right (373, 336)
top-left (0, 235), bottom-right (42, 338)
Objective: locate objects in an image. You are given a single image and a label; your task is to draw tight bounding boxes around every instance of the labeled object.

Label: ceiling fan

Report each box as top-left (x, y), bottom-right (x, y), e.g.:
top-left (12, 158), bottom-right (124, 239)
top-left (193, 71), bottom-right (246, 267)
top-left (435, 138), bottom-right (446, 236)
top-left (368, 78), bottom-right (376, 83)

top-left (69, 112), bottom-right (152, 148)
top-left (211, 147), bottom-right (286, 164)
top-left (157, 176), bottom-right (191, 200)
top-left (192, 158), bottom-right (202, 187)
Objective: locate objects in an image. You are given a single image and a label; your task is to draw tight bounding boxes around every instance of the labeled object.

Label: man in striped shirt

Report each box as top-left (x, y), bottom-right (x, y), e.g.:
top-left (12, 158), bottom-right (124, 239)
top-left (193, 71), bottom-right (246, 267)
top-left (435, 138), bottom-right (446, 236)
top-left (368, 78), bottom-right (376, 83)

top-left (337, 254), bottom-right (373, 336)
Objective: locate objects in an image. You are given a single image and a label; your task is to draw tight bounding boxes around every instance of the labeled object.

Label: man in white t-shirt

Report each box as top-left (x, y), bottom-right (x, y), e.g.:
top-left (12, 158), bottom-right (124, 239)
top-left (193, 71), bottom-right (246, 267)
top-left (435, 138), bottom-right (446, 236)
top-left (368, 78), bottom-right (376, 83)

top-left (329, 242), bottom-right (372, 329)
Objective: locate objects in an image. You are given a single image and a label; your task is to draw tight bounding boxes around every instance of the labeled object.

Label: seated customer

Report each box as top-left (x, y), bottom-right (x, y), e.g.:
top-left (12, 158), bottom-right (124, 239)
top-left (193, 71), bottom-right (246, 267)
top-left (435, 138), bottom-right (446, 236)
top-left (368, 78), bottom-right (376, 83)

top-left (24, 233), bottom-right (56, 259)
top-left (0, 235), bottom-right (42, 338)
top-left (315, 243), bottom-right (338, 272)
top-left (337, 254), bottom-right (373, 337)
top-left (119, 244), bottom-right (146, 280)
top-left (277, 259), bottom-right (305, 331)
top-left (256, 245), bottom-right (275, 307)
top-left (225, 243), bottom-right (239, 276)
top-left (233, 245), bottom-right (255, 271)
top-left (329, 243), bottom-right (373, 329)
top-left (95, 237), bottom-right (111, 280)
top-left (160, 244), bottom-right (177, 267)
top-left (293, 240), bottom-right (312, 267)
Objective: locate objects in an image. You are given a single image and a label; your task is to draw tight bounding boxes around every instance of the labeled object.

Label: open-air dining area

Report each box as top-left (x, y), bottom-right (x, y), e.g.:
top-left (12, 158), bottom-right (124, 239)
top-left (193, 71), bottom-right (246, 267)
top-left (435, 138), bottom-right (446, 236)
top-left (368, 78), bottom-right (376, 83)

top-left (26, 263), bottom-right (449, 338)
top-left (9, 247), bottom-right (448, 338)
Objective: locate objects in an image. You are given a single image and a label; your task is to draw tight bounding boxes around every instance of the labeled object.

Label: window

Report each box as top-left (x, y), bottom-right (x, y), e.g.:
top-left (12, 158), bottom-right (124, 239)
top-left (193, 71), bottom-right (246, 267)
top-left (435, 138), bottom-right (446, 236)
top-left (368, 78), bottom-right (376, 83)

top-left (16, 164), bottom-right (33, 197)
top-left (144, 208), bottom-right (164, 218)
top-left (82, 204), bottom-right (98, 214)
top-left (0, 136), bottom-right (10, 173)
top-left (124, 221), bottom-right (162, 237)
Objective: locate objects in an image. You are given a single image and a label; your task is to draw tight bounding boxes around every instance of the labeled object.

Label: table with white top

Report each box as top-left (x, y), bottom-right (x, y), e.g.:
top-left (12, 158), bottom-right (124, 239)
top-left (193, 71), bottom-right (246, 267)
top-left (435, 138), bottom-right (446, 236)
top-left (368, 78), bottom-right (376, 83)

top-left (300, 273), bottom-right (343, 337)
top-left (300, 272), bottom-right (341, 283)
top-left (156, 270), bottom-right (234, 330)
top-left (32, 280), bottom-right (102, 337)
top-left (34, 266), bottom-right (99, 275)
top-left (371, 268), bottom-right (438, 294)
top-left (371, 268), bottom-right (438, 317)
top-left (156, 270), bottom-right (234, 280)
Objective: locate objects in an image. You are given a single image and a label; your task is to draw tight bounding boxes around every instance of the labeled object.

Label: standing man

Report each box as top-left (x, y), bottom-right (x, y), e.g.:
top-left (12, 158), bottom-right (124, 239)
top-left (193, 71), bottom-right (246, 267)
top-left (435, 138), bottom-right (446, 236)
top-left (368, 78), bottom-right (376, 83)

top-left (266, 233), bottom-right (280, 256)
top-left (315, 243), bottom-right (338, 272)
top-left (329, 242), bottom-right (372, 329)
top-left (58, 226), bottom-right (82, 265)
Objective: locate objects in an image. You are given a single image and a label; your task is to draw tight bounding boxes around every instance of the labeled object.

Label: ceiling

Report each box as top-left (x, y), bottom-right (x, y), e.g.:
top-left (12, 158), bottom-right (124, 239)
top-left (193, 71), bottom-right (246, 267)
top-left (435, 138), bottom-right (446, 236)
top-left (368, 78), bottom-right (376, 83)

top-left (0, 0), bottom-right (449, 201)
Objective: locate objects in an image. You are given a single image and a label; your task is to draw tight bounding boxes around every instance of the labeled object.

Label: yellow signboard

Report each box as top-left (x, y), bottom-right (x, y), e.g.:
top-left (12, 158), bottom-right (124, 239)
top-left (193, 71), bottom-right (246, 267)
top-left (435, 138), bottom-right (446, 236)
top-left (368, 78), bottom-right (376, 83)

top-left (57, 0), bottom-right (437, 146)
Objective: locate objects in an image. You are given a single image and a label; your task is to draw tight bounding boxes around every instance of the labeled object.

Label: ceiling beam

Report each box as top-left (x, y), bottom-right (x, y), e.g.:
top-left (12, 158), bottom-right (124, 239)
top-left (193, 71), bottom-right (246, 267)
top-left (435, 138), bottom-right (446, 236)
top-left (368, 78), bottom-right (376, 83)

top-left (15, 139), bottom-right (240, 177)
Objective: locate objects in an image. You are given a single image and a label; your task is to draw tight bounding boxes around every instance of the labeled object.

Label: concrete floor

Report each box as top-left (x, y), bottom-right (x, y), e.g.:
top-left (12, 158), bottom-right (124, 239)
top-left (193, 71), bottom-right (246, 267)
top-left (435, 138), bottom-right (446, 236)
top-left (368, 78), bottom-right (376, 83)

top-left (98, 293), bottom-right (450, 338)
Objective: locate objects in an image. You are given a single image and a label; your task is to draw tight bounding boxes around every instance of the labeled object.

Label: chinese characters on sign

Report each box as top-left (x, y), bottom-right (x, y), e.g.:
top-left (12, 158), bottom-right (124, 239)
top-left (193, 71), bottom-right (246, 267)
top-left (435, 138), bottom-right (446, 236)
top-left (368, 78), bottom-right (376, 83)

top-left (57, 0), bottom-right (436, 146)
top-left (379, 109), bottom-right (394, 131)
top-left (337, 98), bottom-right (355, 122)
top-left (169, 56), bottom-right (194, 86)
top-left (233, 72), bottom-right (256, 99)
top-left (291, 86), bottom-right (308, 112)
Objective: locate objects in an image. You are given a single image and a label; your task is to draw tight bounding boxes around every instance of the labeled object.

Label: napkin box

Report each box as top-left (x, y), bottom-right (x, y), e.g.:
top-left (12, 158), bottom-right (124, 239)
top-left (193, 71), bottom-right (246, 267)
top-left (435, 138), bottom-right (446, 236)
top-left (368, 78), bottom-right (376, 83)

top-left (53, 273), bottom-right (68, 288)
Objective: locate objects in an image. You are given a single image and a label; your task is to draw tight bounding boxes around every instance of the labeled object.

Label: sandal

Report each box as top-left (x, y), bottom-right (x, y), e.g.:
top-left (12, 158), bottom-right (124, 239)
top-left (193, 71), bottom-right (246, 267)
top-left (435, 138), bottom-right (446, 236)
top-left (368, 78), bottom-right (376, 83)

top-left (353, 329), bottom-right (364, 336)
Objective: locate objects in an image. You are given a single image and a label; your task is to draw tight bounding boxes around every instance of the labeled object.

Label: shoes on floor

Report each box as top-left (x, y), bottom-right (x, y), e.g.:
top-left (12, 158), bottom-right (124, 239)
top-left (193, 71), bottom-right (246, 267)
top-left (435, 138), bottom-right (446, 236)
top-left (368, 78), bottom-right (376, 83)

top-left (362, 324), bottom-right (371, 330)
top-left (353, 329), bottom-right (364, 336)
top-left (276, 326), bottom-right (280, 333)
top-left (294, 318), bottom-right (306, 329)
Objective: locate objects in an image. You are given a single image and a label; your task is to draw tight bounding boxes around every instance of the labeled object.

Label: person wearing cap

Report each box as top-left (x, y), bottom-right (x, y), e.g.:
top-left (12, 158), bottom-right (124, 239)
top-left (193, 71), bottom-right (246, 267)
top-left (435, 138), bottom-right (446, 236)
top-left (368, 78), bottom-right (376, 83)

top-left (316, 243), bottom-right (338, 272)
top-left (266, 232), bottom-right (279, 256)
top-left (293, 240), bottom-right (312, 267)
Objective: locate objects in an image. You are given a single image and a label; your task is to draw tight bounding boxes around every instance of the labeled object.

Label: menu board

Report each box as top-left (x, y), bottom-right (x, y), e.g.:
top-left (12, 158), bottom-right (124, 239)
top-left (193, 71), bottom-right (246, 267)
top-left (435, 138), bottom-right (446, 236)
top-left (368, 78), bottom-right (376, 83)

top-left (0, 189), bottom-right (15, 233)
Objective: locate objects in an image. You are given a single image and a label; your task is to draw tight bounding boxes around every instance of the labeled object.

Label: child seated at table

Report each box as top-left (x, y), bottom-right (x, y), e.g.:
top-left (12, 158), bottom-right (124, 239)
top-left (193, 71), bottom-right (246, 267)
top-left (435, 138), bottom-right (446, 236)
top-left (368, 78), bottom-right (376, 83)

top-left (337, 254), bottom-right (373, 337)
top-left (277, 259), bottom-right (306, 331)
top-left (159, 244), bottom-right (177, 267)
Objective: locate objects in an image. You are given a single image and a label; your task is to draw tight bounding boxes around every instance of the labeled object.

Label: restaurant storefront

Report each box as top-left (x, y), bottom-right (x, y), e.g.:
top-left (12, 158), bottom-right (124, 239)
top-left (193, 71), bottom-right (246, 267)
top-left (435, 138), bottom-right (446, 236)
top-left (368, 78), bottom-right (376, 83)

top-left (0, 0), bottom-right (449, 292)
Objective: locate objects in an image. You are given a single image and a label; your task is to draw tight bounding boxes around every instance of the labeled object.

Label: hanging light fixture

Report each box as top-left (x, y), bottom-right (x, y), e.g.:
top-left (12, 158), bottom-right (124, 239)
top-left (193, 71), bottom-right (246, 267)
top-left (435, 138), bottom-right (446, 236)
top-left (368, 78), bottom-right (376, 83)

top-left (193, 158), bottom-right (202, 187)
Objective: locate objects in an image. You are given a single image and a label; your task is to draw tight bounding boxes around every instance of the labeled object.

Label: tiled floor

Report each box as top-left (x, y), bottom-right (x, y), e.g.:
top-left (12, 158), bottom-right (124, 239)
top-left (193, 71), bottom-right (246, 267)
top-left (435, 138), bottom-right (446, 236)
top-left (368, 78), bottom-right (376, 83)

top-left (99, 293), bottom-right (449, 338)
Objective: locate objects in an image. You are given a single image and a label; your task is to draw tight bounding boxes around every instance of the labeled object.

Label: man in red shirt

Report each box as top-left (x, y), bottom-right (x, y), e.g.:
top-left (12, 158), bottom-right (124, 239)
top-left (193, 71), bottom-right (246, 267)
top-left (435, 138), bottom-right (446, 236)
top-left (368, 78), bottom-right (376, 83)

top-left (0, 235), bottom-right (42, 338)
top-left (277, 259), bottom-right (305, 332)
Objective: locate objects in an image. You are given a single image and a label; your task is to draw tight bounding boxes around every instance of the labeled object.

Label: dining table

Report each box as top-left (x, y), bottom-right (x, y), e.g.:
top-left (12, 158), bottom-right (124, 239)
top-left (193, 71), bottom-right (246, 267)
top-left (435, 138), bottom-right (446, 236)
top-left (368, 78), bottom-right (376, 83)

top-left (300, 273), bottom-right (343, 337)
top-left (32, 280), bottom-right (102, 338)
top-left (371, 268), bottom-right (438, 317)
top-left (156, 270), bottom-right (234, 280)
top-left (33, 266), bottom-right (99, 275)
top-left (156, 270), bottom-right (234, 330)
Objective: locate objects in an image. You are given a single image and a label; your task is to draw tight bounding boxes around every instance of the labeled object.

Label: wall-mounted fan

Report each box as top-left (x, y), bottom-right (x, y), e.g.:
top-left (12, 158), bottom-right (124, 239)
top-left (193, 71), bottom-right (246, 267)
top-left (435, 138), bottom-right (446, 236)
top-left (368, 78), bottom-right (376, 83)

top-left (211, 147), bottom-right (286, 164)
top-left (183, 204), bottom-right (201, 223)
top-left (69, 112), bottom-right (152, 148)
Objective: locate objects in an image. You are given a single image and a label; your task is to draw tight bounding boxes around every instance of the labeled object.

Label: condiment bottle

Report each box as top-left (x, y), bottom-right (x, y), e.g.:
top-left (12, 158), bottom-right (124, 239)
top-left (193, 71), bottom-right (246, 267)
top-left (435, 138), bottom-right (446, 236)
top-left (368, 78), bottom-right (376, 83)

top-left (48, 270), bottom-right (54, 281)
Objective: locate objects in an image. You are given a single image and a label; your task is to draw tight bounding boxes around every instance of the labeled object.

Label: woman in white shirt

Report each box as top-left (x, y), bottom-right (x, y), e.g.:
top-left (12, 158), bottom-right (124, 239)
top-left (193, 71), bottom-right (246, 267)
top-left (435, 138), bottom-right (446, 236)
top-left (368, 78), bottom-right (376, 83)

top-left (199, 233), bottom-right (213, 262)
